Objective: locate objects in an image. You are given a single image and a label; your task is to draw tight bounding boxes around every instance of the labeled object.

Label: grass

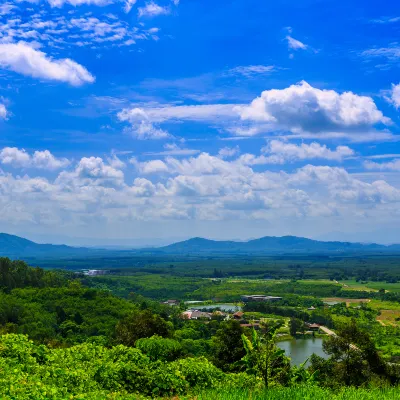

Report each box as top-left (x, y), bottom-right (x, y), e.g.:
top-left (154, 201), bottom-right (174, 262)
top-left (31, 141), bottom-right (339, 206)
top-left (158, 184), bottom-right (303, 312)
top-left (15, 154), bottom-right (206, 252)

top-left (369, 300), bottom-right (400, 311)
top-left (187, 387), bottom-right (400, 400)
top-left (338, 280), bottom-right (378, 292)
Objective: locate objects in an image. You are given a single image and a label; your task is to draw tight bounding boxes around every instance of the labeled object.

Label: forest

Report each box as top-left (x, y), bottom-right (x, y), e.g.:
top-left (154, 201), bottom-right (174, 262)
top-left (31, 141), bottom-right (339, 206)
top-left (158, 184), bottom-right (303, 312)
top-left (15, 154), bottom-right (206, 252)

top-left (2, 257), bottom-right (400, 399)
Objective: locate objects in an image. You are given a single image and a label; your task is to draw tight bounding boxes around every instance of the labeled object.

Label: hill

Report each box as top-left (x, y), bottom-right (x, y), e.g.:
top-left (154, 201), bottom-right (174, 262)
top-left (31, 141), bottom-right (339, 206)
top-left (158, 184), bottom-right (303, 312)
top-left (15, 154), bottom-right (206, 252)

top-left (158, 235), bottom-right (400, 254)
top-left (0, 233), bottom-right (91, 258)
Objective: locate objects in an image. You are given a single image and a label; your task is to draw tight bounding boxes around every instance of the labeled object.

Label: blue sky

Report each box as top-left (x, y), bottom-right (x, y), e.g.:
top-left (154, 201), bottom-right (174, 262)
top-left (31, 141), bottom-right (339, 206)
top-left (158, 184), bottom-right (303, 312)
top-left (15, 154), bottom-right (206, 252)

top-left (1, 0), bottom-right (400, 245)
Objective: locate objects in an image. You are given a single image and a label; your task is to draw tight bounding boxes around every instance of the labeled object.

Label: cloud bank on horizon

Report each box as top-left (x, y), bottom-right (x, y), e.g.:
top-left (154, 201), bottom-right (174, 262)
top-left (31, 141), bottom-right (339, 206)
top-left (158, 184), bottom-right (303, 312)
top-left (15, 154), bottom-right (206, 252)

top-left (1, 0), bottom-right (400, 243)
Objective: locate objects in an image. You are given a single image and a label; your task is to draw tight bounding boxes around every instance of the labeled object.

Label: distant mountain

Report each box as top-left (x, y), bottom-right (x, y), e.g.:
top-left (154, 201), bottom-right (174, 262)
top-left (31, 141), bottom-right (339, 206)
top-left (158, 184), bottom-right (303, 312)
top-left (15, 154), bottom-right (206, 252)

top-left (0, 233), bottom-right (92, 258)
top-left (2, 233), bottom-right (400, 260)
top-left (158, 235), bottom-right (400, 255)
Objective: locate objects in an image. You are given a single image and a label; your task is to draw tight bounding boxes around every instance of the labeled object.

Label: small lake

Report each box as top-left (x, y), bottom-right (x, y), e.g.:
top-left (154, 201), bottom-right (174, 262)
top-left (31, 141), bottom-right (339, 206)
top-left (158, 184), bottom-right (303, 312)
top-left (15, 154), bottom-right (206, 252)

top-left (191, 303), bottom-right (241, 312)
top-left (277, 338), bottom-right (327, 366)
top-left (324, 301), bottom-right (341, 305)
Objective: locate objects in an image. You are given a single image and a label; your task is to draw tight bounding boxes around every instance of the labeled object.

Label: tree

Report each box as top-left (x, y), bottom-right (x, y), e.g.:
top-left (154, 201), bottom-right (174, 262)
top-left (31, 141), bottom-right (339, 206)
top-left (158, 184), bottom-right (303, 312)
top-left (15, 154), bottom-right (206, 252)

top-left (321, 320), bottom-right (388, 387)
top-left (136, 335), bottom-right (183, 361)
top-left (241, 324), bottom-right (291, 387)
top-left (289, 317), bottom-right (303, 337)
top-left (115, 309), bottom-right (172, 347)
top-left (211, 320), bottom-right (246, 372)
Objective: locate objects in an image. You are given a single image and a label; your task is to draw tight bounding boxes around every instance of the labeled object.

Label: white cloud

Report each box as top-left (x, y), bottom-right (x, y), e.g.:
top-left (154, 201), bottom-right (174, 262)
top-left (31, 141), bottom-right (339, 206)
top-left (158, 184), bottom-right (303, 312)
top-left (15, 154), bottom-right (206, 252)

top-left (124, 0), bottom-right (137, 12)
top-left (390, 83), bottom-right (400, 108)
top-left (218, 146), bottom-right (240, 159)
top-left (227, 65), bottom-right (276, 77)
top-left (22, 0), bottom-right (114, 6)
top-left (134, 159), bottom-right (169, 174)
top-left (138, 2), bottom-right (170, 17)
top-left (0, 3), bottom-right (16, 15)
top-left (56, 156), bottom-right (124, 188)
top-left (286, 35), bottom-right (307, 50)
top-left (117, 108), bottom-right (170, 140)
top-left (0, 42), bottom-right (94, 86)
top-left (0, 104), bottom-right (8, 120)
top-left (118, 104), bottom-right (238, 128)
top-left (145, 143), bottom-right (200, 156)
top-left (361, 45), bottom-right (400, 63)
top-left (0, 147), bottom-right (70, 169)
top-left (0, 147), bottom-right (30, 167)
top-left (370, 16), bottom-right (400, 24)
top-left (107, 154), bottom-right (126, 169)
top-left (236, 81), bottom-right (390, 134)
top-left (32, 150), bottom-right (70, 169)
top-left (47, 0), bottom-right (113, 5)
top-left (261, 140), bottom-right (354, 163)
top-left (364, 159), bottom-right (400, 171)
top-left (1, 148), bottom-right (400, 236)
top-left (365, 154), bottom-right (400, 160)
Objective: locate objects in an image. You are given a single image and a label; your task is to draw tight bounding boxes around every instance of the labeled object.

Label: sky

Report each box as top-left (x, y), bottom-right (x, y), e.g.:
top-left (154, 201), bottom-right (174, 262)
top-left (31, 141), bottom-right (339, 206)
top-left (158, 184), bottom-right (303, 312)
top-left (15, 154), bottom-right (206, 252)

top-left (1, 0), bottom-right (400, 245)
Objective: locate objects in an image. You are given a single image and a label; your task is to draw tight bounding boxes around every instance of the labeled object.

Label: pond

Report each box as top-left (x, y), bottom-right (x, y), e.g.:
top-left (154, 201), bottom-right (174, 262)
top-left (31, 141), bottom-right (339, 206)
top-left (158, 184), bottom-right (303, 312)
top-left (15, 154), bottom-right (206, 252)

top-left (277, 338), bottom-right (327, 366)
top-left (190, 303), bottom-right (241, 312)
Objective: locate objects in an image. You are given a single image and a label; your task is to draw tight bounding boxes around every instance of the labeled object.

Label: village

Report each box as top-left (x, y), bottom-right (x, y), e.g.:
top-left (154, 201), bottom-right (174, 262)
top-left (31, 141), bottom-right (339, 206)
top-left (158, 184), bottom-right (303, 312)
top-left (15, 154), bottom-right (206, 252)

top-left (162, 294), bottom-right (325, 335)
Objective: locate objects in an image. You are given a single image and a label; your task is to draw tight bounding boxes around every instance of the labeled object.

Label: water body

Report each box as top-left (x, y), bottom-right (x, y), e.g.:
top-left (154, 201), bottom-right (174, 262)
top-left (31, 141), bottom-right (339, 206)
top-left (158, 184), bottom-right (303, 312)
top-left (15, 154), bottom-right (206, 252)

top-left (192, 303), bottom-right (241, 312)
top-left (277, 338), bottom-right (327, 366)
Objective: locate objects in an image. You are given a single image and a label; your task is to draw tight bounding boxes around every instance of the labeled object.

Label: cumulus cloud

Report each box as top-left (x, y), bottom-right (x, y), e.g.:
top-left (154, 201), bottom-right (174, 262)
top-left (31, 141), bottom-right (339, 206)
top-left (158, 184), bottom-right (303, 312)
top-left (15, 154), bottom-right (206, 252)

top-left (120, 83), bottom-right (391, 142)
top-left (118, 104), bottom-right (238, 137)
top-left (218, 146), bottom-right (240, 159)
top-left (0, 147), bottom-right (30, 167)
top-left (235, 81), bottom-right (390, 135)
top-left (56, 156), bottom-right (124, 188)
top-left (133, 159), bottom-right (169, 174)
top-left (138, 2), bottom-right (170, 17)
top-left (1, 148), bottom-right (400, 233)
top-left (0, 42), bottom-right (95, 86)
top-left (117, 108), bottom-right (170, 140)
top-left (0, 147), bottom-right (70, 169)
top-left (364, 159), bottom-right (400, 171)
top-left (257, 140), bottom-right (354, 164)
top-left (390, 83), bottom-right (400, 108)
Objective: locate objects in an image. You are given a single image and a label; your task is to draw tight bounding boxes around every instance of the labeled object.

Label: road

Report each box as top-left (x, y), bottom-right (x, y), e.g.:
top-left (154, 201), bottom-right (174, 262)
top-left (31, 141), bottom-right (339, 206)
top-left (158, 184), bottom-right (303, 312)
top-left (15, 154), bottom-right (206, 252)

top-left (319, 325), bottom-right (359, 351)
top-left (319, 326), bottom-right (336, 336)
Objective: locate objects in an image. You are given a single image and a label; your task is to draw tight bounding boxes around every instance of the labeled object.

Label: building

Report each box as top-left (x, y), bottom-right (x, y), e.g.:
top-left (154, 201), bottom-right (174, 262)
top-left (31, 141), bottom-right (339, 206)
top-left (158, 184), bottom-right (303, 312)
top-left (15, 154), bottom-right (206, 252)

top-left (181, 310), bottom-right (212, 320)
top-left (233, 311), bottom-right (244, 320)
top-left (241, 295), bottom-right (282, 302)
top-left (162, 300), bottom-right (180, 306)
top-left (190, 311), bottom-right (212, 320)
top-left (307, 323), bottom-right (321, 331)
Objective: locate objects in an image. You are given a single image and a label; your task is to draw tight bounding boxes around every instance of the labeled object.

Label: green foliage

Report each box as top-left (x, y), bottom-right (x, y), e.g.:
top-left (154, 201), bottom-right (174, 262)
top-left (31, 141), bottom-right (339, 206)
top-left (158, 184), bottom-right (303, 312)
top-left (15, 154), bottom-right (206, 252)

top-left (115, 309), bottom-right (172, 347)
top-left (193, 386), bottom-right (400, 400)
top-left (0, 334), bottom-right (260, 399)
top-left (0, 257), bottom-right (68, 292)
top-left (136, 335), bottom-right (183, 361)
top-left (241, 327), bottom-right (291, 387)
top-left (211, 320), bottom-right (246, 372)
top-left (0, 284), bottom-right (136, 344)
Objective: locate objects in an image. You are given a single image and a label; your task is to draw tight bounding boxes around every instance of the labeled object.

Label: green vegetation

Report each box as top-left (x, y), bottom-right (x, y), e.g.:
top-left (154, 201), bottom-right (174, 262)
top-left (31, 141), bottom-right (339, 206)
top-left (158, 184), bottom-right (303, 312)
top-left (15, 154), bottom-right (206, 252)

top-left (4, 256), bottom-right (400, 398)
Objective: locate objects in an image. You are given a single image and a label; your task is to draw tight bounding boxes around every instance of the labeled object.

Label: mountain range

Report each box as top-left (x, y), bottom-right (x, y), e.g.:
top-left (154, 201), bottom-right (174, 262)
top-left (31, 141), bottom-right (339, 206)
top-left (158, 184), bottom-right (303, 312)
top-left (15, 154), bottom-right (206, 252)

top-left (157, 236), bottom-right (400, 254)
top-left (1, 233), bottom-right (400, 259)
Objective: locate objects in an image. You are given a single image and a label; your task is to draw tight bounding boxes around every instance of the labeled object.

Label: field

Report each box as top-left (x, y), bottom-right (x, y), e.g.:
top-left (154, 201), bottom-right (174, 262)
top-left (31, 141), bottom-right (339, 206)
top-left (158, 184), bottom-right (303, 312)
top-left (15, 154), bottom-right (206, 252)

top-left (193, 387), bottom-right (400, 400)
